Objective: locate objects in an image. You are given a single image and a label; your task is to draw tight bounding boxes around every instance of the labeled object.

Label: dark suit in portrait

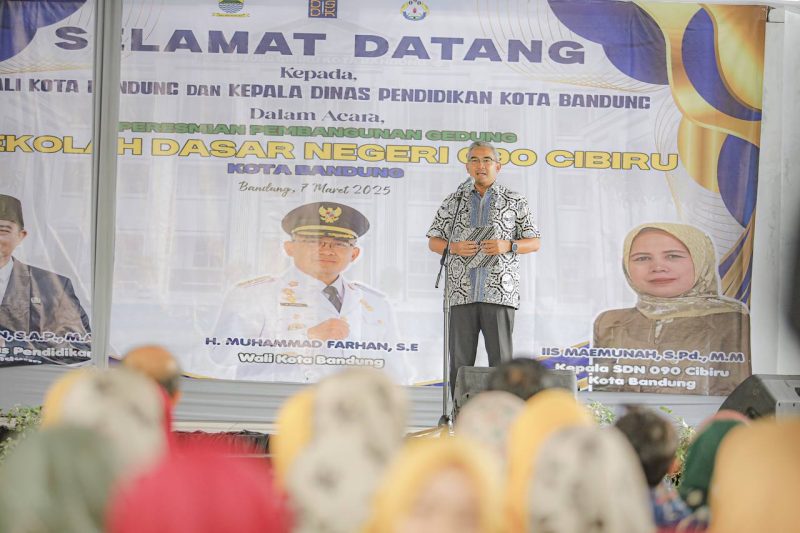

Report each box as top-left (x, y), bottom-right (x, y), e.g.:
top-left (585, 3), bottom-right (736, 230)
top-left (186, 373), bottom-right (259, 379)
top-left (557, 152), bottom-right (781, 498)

top-left (0, 194), bottom-right (91, 366)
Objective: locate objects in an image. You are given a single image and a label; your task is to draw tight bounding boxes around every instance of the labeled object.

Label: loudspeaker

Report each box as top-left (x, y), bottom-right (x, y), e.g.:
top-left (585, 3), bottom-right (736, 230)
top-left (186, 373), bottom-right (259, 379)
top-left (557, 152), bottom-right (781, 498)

top-left (719, 374), bottom-right (800, 419)
top-left (453, 366), bottom-right (577, 412)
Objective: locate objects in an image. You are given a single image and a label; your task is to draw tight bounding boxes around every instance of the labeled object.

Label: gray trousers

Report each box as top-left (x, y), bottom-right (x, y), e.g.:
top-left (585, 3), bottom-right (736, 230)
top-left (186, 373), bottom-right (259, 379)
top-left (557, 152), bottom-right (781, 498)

top-left (449, 302), bottom-right (515, 397)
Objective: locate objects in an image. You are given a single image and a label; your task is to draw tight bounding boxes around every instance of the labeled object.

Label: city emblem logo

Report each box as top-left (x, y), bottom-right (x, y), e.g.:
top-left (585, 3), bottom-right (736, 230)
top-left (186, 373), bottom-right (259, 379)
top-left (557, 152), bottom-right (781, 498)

top-left (219, 0), bottom-right (243, 13)
top-left (214, 0), bottom-right (248, 17)
top-left (319, 206), bottom-right (342, 223)
top-left (309, 0), bottom-right (337, 18)
top-left (401, 0), bottom-right (429, 21)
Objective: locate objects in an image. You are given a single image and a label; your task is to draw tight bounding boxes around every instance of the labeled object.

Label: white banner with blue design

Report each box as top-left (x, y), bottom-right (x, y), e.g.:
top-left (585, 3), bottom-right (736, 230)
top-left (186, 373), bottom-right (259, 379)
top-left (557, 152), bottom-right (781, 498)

top-left (0, 0), bottom-right (765, 395)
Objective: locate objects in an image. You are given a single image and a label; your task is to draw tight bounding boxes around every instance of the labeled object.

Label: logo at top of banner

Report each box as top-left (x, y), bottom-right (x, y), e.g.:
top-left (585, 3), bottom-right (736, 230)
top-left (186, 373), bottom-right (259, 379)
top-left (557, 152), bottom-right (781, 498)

top-left (319, 206), bottom-right (342, 223)
top-left (214, 0), bottom-right (249, 17)
top-left (309, 0), bottom-right (337, 18)
top-left (401, 0), bottom-right (429, 21)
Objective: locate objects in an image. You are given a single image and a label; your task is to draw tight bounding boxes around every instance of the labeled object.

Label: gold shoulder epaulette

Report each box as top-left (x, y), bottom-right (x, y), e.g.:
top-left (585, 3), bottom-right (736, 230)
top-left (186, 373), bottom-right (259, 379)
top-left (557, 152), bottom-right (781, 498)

top-left (236, 275), bottom-right (275, 288)
top-left (350, 281), bottom-right (387, 298)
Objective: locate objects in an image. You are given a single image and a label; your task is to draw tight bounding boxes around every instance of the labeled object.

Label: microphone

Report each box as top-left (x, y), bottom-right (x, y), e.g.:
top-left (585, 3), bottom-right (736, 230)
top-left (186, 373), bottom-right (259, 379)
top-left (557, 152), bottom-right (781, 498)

top-left (455, 177), bottom-right (473, 194)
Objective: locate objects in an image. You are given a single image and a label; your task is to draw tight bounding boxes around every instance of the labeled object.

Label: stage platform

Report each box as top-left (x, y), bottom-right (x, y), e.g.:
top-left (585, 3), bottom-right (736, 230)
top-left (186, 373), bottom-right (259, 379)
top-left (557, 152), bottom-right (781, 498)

top-left (0, 365), bottom-right (726, 431)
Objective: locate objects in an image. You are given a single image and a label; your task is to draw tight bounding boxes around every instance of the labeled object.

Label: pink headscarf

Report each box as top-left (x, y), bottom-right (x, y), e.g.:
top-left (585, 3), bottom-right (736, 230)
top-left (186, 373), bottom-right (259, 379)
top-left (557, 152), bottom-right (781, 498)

top-left (108, 441), bottom-right (291, 533)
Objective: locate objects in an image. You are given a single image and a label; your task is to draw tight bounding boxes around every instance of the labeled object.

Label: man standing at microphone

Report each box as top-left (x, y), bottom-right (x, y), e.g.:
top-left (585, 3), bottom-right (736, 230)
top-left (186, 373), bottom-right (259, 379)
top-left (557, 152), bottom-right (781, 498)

top-left (427, 141), bottom-right (541, 397)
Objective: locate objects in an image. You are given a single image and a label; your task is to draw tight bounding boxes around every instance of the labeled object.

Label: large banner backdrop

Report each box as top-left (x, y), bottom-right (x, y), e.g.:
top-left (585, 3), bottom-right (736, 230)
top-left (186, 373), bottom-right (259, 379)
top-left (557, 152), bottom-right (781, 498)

top-left (0, 0), bottom-right (765, 395)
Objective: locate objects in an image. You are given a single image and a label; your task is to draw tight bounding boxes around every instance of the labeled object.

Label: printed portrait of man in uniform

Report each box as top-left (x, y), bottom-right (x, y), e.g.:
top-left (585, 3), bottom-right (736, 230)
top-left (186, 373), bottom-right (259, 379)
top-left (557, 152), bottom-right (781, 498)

top-left (0, 194), bottom-right (91, 366)
top-left (209, 201), bottom-right (398, 382)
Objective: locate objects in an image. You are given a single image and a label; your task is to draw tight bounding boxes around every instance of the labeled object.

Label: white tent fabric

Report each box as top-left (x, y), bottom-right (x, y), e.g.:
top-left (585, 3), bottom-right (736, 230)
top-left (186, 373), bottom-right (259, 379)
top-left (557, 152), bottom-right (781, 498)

top-left (0, 2), bottom-right (798, 425)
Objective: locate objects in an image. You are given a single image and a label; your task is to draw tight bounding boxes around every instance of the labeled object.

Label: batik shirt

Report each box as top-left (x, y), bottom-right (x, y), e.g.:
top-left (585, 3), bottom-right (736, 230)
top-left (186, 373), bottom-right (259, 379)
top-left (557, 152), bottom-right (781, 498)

top-left (426, 181), bottom-right (539, 309)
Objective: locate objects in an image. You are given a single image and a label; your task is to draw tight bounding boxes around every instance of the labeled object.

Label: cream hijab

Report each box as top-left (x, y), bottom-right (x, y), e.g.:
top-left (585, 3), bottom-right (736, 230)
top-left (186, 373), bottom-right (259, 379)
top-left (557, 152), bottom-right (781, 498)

top-left (283, 369), bottom-right (408, 533)
top-left (455, 390), bottom-right (525, 468)
top-left (53, 368), bottom-right (167, 475)
top-left (622, 222), bottom-right (748, 320)
top-left (528, 426), bottom-right (655, 533)
top-left (505, 389), bottom-right (594, 533)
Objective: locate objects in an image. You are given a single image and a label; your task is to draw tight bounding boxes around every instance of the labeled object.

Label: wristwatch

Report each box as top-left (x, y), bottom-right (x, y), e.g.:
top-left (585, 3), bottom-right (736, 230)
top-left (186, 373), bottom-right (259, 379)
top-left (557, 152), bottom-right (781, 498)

top-left (510, 241), bottom-right (518, 254)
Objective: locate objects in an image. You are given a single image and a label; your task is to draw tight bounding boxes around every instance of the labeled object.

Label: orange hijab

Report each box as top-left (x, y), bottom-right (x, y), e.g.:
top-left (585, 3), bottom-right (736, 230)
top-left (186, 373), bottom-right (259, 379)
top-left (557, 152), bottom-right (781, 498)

top-left (708, 417), bottom-right (800, 533)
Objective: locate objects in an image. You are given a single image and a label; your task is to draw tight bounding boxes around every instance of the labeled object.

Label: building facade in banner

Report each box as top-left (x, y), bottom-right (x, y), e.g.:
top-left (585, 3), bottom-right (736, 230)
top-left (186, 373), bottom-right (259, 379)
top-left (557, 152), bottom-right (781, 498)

top-left (0, 0), bottom-right (765, 396)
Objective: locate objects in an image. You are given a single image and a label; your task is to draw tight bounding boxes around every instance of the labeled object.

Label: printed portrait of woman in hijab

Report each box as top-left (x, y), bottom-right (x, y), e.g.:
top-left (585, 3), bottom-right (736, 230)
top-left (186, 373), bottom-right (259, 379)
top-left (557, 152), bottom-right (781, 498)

top-left (591, 222), bottom-right (751, 396)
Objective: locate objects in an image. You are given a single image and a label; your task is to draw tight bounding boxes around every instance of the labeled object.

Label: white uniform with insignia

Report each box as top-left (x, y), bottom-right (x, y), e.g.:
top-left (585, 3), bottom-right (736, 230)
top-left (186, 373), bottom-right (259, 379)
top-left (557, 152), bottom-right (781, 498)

top-left (208, 266), bottom-right (399, 383)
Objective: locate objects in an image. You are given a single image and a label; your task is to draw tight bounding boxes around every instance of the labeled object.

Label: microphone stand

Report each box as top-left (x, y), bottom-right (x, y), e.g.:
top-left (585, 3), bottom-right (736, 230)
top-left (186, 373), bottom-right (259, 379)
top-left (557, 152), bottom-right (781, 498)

top-left (434, 179), bottom-right (470, 427)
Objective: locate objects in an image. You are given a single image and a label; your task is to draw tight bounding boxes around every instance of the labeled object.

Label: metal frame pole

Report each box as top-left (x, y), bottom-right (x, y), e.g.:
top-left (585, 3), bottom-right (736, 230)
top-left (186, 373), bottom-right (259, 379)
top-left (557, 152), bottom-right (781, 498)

top-left (439, 265), bottom-right (452, 426)
top-left (90, 0), bottom-right (123, 368)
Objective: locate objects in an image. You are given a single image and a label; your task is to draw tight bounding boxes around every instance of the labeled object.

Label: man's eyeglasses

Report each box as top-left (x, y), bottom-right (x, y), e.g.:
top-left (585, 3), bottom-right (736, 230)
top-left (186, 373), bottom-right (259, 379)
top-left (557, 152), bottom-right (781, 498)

top-left (294, 236), bottom-right (355, 250)
top-left (468, 157), bottom-right (498, 165)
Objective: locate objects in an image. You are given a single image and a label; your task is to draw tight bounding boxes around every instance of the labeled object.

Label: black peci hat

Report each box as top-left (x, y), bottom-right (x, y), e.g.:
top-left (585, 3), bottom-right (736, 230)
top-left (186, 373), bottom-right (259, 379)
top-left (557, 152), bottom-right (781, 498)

top-left (0, 194), bottom-right (24, 228)
top-left (281, 202), bottom-right (369, 240)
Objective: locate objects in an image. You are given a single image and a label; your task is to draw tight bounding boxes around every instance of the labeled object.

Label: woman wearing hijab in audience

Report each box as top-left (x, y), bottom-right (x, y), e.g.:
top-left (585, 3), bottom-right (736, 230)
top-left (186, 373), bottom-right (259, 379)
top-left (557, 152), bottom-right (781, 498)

top-left (455, 390), bottom-right (525, 470)
top-left (53, 367), bottom-right (168, 475)
top-left (708, 418), bottom-right (800, 533)
top-left (592, 223), bottom-right (750, 395)
top-left (285, 368), bottom-right (408, 533)
top-left (108, 441), bottom-right (291, 533)
top-left (311, 367), bottom-right (407, 450)
top-left (675, 413), bottom-right (748, 531)
top-left (40, 367), bottom-right (92, 427)
top-left (505, 388), bottom-right (594, 533)
top-left (0, 427), bottom-right (122, 533)
top-left (364, 437), bottom-right (504, 533)
top-left (270, 386), bottom-right (316, 487)
top-left (528, 426), bottom-right (656, 533)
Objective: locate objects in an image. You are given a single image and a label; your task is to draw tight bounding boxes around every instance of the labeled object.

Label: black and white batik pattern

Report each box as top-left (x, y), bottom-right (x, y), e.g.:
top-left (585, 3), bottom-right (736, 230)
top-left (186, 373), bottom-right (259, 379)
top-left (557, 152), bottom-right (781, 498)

top-left (427, 181), bottom-right (540, 309)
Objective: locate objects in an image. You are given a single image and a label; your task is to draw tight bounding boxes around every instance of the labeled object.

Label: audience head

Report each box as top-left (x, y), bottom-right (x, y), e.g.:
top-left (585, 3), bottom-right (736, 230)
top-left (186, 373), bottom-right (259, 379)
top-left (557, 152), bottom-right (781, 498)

top-left (122, 344), bottom-right (182, 405)
top-left (528, 426), bottom-right (655, 533)
top-left (488, 357), bottom-right (549, 400)
top-left (455, 390), bottom-right (524, 467)
top-left (287, 433), bottom-right (390, 533)
top-left (708, 417), bottom-right (800, 533)
top-left (506, 389), bottom-right (594, 533)
top-left (108, 441), bottom-right (291, 533)
top-left (41, 368), bottom-right (92, 428)
top-left (678, 414), bottom-right (747, 510)
top-left (271, 387), bottom-right (316, 487)
top-left (312, 367), bottom-right (407, 450)
top-left (366, 437), bottom-right (504, 533)
top-left (21, 351), bottom-right (790, 533)
top-left (0, 427), bottom-right (122, 533)
top-left (615, 406), bottom-right (677, 487)
top-left (55, 367), bottom-right (167, 474)
top-left (284, 368), bottom-right (408, 533)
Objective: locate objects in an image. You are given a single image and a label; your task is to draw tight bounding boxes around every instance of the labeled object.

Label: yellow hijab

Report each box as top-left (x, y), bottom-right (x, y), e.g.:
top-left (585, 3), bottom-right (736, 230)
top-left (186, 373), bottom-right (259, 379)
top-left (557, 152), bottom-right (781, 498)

top-left (708, 417), bottom-right (800, 533)
top-left (270, 387), bottom-right (316, 487)
top-left (505, 389), bottom-right (594, 533)
top-left (364, 436), bottom-right (504, 533)
top-left (41, 368), bottom-right (94, 428)
top-left (622, 222), bottom-right (748, 320)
